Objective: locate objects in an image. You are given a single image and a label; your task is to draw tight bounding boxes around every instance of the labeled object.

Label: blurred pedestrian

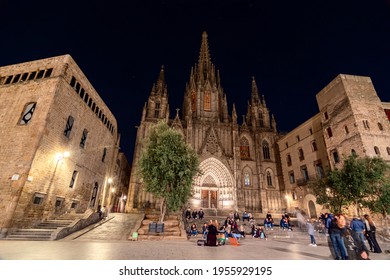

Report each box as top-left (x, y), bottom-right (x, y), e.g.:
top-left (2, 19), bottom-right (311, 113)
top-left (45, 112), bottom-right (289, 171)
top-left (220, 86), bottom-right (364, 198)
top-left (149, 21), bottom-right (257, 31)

top-left (307, 219), bottom-right (317, 246)
top-left (363, 214), bottom-right (382, 253)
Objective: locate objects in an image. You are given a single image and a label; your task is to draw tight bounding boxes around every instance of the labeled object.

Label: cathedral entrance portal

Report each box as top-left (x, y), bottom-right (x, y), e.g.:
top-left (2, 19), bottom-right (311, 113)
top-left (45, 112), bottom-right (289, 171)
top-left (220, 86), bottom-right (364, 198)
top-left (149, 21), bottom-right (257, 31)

top-left (191, 157), bottom-right (235, 210)
top-left (201, 190), bottom-right (218, 208)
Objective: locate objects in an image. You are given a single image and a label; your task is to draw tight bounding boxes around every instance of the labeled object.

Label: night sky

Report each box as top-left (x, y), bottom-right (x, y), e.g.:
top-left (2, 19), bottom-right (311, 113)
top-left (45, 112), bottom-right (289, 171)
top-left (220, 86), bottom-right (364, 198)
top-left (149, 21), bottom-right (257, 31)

top-left (1, 0), bottom-right (390, 163)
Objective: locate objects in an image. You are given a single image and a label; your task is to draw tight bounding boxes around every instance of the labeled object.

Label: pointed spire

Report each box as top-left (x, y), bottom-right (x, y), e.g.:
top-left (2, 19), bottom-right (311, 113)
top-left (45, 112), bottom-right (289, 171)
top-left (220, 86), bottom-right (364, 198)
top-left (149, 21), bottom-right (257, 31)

top-left (198, 31), bottom-right (212, 72)
top-left (232, 103), bottom-right (237, 124)
top-left (262, 95), bottom-right (267, 107)
top-left (156, 65), bottom-right (165, 92)
top-left (272, 114), bottom-right (277, 131)
top-left (141, 102), bottom-right (147, 121)
top-left (251, 76), bottom-right (260, 104)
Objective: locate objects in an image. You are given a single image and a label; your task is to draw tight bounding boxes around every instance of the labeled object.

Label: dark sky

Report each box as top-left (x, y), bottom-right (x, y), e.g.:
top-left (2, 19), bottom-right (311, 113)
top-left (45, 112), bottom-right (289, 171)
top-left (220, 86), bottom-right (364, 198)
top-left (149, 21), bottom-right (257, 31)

top-left (1, 0), bottom-right (390, 163)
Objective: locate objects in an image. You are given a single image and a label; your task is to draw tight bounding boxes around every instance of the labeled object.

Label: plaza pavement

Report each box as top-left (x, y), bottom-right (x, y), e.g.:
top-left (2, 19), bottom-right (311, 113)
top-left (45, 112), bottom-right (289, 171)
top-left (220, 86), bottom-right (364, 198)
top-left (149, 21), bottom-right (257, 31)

top-left (0, 213), bottom-right (389, 260)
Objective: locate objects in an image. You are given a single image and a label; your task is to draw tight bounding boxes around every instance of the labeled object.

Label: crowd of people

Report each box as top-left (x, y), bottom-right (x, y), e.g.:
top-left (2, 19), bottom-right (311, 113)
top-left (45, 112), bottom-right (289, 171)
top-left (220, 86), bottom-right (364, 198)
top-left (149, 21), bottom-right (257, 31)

top-left (316, 212), bottom-right (382, 260)
top-left (185, 207), bottom-right (383, 259)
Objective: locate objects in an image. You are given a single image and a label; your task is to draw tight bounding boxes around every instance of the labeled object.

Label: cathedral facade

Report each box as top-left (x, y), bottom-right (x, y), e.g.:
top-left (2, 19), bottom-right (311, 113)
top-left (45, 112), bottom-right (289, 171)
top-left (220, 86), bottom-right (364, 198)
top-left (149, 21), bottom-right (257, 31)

top-left (126, 32), bottom-right (285, 214)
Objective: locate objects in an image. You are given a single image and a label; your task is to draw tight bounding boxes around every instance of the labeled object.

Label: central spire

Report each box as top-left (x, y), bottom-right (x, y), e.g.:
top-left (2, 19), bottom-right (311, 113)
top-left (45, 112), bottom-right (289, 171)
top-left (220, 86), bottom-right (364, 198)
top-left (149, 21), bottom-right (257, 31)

top-left (198, 31), bottom-right (212, 72)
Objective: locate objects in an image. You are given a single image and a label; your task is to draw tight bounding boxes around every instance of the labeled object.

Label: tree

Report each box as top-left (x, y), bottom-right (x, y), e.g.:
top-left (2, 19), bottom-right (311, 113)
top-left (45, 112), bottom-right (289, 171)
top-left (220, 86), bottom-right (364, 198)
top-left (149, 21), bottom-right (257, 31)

top-left (139, 121), bottom-right (200, 223)
top-left (310, 154), bottom-right (390, 215)
top-left (310, 168), bottom-right (352, 213)
top-left (361, 157), bottom-right (390, 235)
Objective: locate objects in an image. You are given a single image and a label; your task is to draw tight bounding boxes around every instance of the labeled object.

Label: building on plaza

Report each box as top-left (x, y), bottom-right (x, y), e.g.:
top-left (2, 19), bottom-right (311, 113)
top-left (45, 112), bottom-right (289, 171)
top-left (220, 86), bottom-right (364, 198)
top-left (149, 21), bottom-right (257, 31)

top-left (0, 55), bottom-right (124, 236)
top-left (277, 74), bottom-right (390, 217)
top-left (126, 33), bottom-right (390, 218)
top-left (126, 32), bottom-right (285, 214)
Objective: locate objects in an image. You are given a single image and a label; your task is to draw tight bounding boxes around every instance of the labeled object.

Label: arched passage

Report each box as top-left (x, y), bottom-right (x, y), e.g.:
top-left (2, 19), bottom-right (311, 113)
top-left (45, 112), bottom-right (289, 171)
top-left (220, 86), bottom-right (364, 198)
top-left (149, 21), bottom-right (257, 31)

top-left (191, 157), bottom-right (234, 209)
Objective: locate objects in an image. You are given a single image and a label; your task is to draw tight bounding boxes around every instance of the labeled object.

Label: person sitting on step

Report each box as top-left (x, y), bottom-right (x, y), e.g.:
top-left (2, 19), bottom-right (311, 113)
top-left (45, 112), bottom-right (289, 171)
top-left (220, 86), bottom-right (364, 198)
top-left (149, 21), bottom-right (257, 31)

top-left (198, 209), bottom-right (204, 220)
top-left (192, 209), bottom-right (198, 220)
top-left (190, 223), bottom-right (198, 236)
top-left (242, 211), bottom-right (250, 222)
top-left (264, 217), bottom-right (274, 230)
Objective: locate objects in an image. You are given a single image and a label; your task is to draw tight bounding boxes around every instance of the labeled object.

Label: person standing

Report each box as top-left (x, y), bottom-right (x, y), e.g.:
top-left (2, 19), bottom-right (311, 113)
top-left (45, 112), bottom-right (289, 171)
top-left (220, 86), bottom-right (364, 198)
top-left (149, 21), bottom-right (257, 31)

top-left (329, 214), bottom-right (349, 260)
top-left (350, 215), bottom-right (369, 252)
top-left (363, 214), bottom-right (382, 253)
top-left (307, 219), bottom-right (317, 246)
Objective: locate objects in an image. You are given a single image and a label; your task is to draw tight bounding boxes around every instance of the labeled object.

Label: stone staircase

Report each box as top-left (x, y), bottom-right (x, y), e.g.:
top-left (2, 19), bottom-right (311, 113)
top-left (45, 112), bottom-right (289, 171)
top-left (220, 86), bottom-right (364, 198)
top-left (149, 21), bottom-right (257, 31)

top-left (5, 214), bottom-right (82, 241)
top-left (136, 212), bottom-right (186, 241)
top-left (184, 210), bottom-right (295, 238)
top-left (5, 219), bottom-right (73, 241)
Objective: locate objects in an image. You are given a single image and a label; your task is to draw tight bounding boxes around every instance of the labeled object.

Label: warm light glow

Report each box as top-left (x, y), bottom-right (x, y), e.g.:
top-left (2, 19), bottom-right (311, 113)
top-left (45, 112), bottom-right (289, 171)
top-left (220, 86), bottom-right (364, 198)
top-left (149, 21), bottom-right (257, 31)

top-left (55, 151), bottom-right (70, 161)
top-left (111, 188), bottom-right (116, 193)
top-left (108, 178), bottom-right (113, 184)
top-left (123, 195), bottom-right (127, 200)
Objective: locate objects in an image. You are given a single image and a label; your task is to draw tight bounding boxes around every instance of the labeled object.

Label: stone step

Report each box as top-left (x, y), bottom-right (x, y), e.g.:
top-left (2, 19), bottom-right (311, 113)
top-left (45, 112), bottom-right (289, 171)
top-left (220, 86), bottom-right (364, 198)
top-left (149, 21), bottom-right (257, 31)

top-left (137, 234), bottom-right (186, 241)
top-left (5, 235), bottom-right (51, 241)
top-left (6, 229), bottom-right (53, 240)
top-left (4, 217), bottom-right (78, 241)
top-left (14, 229), bottom-right (54, 234)
top-left (35, 222), bottom-right (71, 227)
top-left (44, 219), bottom-right (73, 223)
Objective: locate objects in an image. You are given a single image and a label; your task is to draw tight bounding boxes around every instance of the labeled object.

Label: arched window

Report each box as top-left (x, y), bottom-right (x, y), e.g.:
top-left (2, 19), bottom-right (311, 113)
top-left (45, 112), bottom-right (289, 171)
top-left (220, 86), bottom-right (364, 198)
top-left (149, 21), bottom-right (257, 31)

top-left (240, 137), bottom-right (250, 159)
top-left (262, 140), bottom-right (270, 159)
top-left (204, 91), bottom-right (211, 111)
top-left (387, 147), bottom-right (390, 155)
top-left (266, 171), bottom-right (273, 187)
top-left (374, 146), bottom-right (380, 155)
top-left (244, 173), bottom-right (250, 186)
top-left (378, 122), bottom-right (383, 131)
top-left (298, 148), bottom-right (305, 161)
top-left (258, 111), bottom-right (264, 127)
top-left (154, 102), bottom-right (160, 118)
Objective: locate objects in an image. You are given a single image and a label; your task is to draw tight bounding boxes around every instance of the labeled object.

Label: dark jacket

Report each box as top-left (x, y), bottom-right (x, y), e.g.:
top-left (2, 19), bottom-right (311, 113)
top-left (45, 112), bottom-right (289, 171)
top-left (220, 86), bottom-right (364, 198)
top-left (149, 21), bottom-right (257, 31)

top-left (329, 218), bottom-right (346, 235)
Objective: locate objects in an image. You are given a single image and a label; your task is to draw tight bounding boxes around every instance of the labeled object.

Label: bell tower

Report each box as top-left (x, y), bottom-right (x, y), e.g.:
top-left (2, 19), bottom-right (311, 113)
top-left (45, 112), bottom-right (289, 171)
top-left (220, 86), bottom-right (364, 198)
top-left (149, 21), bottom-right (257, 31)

top-left (143, 66), bottom-right (170, 122)
top-left (183, 32), bottom-right (229, 123)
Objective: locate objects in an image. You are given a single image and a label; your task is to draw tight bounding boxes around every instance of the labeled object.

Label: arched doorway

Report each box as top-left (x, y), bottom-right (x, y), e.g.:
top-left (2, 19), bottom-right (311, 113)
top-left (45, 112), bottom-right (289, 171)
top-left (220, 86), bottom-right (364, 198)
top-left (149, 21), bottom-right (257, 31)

top-left (191, 157), bottom-right (234, 209)
top-left (308, 200), bottom-right (317, 218)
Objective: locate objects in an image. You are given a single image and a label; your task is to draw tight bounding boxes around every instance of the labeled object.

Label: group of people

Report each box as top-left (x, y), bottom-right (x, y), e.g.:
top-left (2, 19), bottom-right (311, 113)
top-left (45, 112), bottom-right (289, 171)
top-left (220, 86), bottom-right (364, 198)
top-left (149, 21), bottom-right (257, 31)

top-left (279, 212), bottom-right (293, 231)
top-left (185, 208), bottom-right (205, 220)
top-left (189, 220), bottom-right (219, 246)
top-left (315, 212), bottom-right (382, 260)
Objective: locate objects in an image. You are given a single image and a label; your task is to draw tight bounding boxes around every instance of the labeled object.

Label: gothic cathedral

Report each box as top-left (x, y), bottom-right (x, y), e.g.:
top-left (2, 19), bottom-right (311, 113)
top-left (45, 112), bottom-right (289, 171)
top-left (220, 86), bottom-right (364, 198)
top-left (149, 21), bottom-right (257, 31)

top-left (126, 32), bottom-right (285, 214)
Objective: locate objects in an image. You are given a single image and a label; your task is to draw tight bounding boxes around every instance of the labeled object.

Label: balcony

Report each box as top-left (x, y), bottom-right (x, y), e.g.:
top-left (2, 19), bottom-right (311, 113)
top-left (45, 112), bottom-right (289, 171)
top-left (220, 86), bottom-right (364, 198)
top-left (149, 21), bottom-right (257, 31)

top-left (296, 176), bottom-right (316, 186)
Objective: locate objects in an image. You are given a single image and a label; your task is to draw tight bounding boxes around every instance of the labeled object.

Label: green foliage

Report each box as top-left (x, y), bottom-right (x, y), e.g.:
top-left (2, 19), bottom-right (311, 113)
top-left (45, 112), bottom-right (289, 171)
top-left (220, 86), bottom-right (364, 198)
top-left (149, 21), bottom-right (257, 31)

top-left (139, 121), bottom-right (200, 221)
top-left (310, 154), bottom-right (390, 215)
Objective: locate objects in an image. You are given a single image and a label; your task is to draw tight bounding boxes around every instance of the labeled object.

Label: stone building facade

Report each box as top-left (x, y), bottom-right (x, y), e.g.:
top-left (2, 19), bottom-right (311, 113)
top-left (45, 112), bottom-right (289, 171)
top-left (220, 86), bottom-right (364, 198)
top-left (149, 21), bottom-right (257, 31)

top-left (277, 74), bottom-right (390, 217)
top-left (0, 55), bottom-right (120, 236)
top-left (111, 151), bottom-right (131, 213)
top-left (126, 32), bottom-right (285, 214)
